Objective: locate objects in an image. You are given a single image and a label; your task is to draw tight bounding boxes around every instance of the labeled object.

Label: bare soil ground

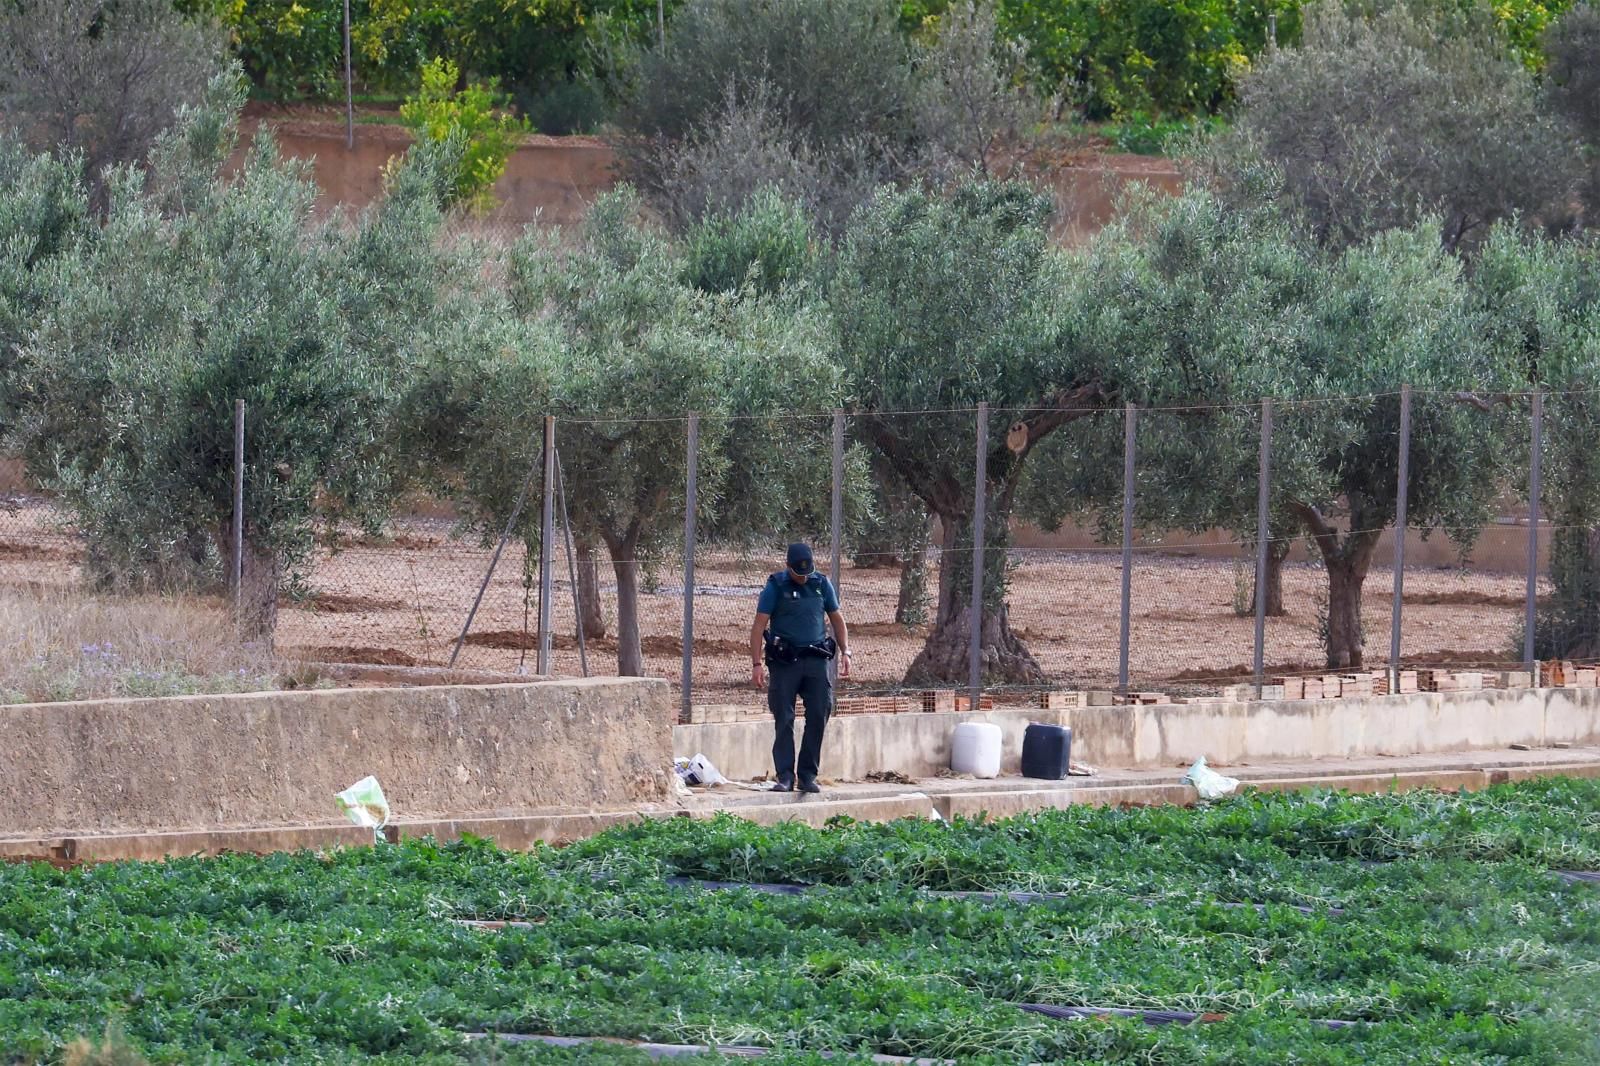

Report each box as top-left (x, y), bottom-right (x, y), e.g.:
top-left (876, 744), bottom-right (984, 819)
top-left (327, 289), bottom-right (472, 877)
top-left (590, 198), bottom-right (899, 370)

top-left (0, 501), bottom-right (1545, 705)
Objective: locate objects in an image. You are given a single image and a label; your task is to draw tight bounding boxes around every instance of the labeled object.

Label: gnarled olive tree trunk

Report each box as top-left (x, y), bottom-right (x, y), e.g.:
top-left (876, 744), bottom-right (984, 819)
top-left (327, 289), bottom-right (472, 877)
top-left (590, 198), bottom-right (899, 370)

top-left (1293, 503), bottom-right (1379, 669)
top-left (857, 394), bottom-right (1101, 687)
top-left (1251, 537), bottom-right (1290, 617)
top-left (601, 526), bottom-right (645, 677)
top-left (905, 507), bottom-right (1042, 686)
top-left (575, 539), bottom-right (607, 640)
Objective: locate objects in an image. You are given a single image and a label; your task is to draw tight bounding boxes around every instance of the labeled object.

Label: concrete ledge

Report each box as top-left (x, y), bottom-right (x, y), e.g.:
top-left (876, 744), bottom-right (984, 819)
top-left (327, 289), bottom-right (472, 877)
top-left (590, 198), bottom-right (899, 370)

top-left (932, 765), bottom-right (1584, 821)
top-left (2, 677), bottom-right (676, 838)
top-left (1491, 761), bottom-right (1600, 784)
top-left (1242, 769), bottom-right (1492, 796)
top-left (676, 708), bottom-right (1066, 783)
top-left (690, 793), bottom-right (939, 828)
top-left (391, 810), bottom-right (654, 849)
top-left (0, 824), bottom-right (376, 863)
top-left (6, 757), bottom-right (1597, 864)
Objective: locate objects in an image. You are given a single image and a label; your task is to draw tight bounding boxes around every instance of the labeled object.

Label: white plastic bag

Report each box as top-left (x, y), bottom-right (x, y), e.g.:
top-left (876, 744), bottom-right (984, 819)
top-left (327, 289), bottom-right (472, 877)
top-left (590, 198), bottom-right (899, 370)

top-left (335, 775), bottom-right (391, 842)
top-left (686, 753), bottom-right (726, 786)
top-left (674, 753), bottom-right (727, 787)
top-left (1182, 756), bottom-right (1239, 801)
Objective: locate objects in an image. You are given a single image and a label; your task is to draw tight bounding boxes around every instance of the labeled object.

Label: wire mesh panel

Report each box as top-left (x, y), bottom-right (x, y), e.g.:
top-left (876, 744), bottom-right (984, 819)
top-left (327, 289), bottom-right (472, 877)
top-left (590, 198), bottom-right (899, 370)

top-left (1394, 521), bottom-right (1545, 671)
top-left (1000, 405), bottom-right (1125, 693)
top-left (834, 409), bottom-right (975, 698)
top-left (279, 517), bottom-right (533, 671)
top-left (0, 489), bottom-right (80, 591)
top-left (3, 387), bottom-right (1592, 705)
top-left (1118, 405), bottom-right (1264, 693)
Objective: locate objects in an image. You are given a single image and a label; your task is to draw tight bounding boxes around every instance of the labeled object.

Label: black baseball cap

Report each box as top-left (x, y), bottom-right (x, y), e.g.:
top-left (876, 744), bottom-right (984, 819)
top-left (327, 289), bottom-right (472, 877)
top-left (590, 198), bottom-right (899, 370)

top-left (786, 542), bottom-right (814, 574)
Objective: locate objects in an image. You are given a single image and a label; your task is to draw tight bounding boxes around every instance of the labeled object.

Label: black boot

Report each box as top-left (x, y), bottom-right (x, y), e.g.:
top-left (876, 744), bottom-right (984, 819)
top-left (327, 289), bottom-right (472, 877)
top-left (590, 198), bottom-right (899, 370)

top-left (797, 777), bottom-right (821, 794)
top-left (773, 773), bottom-right (794, 793)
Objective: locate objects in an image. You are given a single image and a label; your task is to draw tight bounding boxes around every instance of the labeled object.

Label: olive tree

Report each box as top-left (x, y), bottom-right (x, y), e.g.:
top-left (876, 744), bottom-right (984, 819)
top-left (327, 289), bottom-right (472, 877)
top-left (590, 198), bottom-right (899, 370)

top-left (832, 182), bottom-right (1118, 684)
top-left (1545, 1), bottom-right (1600, 223)
top-left (1203, 0), bottom-right (1579, 253)
top-left (615, 0), bottom-right (1026, 234)
top-left (1470, 226), bottom-right (1600, 657)
top-left (1269, 224), bottom-right (1517, 667)
top-left (1035, 191), bottom-right (1519, 669)
top-left (1021, 190), bottom-right (1324, 620)
top-left (12, 74), bottom-right (456, 642)
top-left (0, 0), bottom-right (226, 204)
top-left (508, 188), bottom-right (840, 676)
top-left (0, 138), bottom-right (94, 437)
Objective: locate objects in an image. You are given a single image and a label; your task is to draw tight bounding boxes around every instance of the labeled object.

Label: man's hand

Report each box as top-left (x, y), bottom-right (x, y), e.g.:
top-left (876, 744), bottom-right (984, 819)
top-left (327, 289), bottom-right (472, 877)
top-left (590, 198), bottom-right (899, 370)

top-left (752, 661), bottom-right (766, 689)
top-left (838, 652), bottom-right (851, 679)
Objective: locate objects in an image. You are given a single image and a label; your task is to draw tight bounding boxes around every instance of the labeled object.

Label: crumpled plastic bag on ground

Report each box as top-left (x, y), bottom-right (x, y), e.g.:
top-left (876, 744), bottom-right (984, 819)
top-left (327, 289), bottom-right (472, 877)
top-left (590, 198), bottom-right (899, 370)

top-left (674, 754), bottom-right (727, 788)
top-left (335, 776), bottom-right (390, 843)
top-left (1182, 756), bottom-right (1239, 801)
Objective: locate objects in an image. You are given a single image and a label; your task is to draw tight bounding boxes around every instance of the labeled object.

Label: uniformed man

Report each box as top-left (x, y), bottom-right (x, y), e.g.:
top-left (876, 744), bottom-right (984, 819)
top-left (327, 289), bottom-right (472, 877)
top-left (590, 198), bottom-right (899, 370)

top-left (750, 542), bottom-right (850, 793)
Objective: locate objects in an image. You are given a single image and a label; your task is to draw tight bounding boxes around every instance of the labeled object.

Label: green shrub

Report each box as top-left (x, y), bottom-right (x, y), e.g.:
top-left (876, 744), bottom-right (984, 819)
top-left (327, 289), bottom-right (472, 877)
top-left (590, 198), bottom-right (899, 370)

top-left (681, 187), bottom-right (818, 294)
top-left (1104, 110), bottom-right (1225, 155)
top-left (398, 58), bottom-right (527, 211)
top-left (10, 72), bottom-right (458, 640)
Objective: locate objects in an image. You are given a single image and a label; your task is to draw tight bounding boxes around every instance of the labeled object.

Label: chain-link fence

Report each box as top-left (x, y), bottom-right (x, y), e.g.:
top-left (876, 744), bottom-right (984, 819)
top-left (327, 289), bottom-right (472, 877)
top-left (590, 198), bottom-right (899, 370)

top-left (0, 391), bottom-right (1574, 715)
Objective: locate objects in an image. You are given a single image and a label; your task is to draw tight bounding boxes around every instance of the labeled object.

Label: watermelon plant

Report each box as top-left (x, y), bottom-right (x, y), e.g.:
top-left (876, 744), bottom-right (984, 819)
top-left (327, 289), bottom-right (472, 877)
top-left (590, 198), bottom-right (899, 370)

top-left (2, 781), bottom-right (1599, 1063)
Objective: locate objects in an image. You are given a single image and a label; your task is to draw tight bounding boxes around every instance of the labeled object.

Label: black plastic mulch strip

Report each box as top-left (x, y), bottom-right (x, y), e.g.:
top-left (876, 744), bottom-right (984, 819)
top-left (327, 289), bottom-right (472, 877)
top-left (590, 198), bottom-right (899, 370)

top-left (1018, 1003), bottom-right (1358, 1030)
top-left (662, 876), bottom-right (1342, 915)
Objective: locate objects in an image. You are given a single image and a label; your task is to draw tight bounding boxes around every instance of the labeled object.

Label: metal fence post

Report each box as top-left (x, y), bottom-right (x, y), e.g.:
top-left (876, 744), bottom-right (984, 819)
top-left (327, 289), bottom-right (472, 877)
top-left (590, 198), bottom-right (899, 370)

top-left (969, 403), bottom-right (989, 707)
top-left (231, 399), bottom-right (245, 608)
top-left (536, 416), bottom-right (556, 675)
top-left (1253, 399), bottom-right (1273, 693)
top-left (1525, 389), bottom-right (1544, 674)
top-left (1389, 385), bottom-right (1412, 683)
top-left (681, 414), bottom-right (700, 722)
top-left (1118, 403), bottom-right (1137, 692)
top-left (830, 411), bottom-right (845, 685)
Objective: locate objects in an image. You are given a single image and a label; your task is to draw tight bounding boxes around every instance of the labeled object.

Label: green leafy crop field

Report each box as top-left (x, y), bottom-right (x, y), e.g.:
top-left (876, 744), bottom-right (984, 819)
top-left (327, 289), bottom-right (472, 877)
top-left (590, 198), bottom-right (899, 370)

top-left (4, 781), bottom-right (1600, 1064)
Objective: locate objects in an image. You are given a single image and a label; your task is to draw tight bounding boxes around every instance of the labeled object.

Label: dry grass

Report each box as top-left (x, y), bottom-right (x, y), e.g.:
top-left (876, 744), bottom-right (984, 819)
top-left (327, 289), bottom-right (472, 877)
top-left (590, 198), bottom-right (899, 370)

top-left (0, 585), bottom-right (283, 705)
top-left (63, 1024), bottom-right (148, 1066)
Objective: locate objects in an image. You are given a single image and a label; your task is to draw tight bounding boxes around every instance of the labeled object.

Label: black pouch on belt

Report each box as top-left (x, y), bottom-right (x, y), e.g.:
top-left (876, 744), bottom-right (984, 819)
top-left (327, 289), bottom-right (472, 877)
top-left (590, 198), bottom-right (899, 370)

top-left (800, 637), bottom-right (838, 660)
top-left (763, 631), bottom-right (800, 665)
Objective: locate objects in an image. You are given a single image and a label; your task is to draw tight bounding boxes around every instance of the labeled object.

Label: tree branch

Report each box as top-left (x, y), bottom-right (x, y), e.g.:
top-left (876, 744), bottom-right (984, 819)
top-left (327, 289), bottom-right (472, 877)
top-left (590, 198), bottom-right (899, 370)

top-left (1289, 499), bottom-right (1341, 559)
top-left (1452, 390), bottom-right (1515, 412)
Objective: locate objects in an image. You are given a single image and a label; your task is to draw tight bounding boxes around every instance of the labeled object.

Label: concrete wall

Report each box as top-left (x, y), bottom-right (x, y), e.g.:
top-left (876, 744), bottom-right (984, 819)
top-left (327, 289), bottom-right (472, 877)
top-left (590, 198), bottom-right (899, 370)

top-left (0, 678), bottom-right (675, 839)
top-left (1074, 687), bottom-right (1598, 768)
top-left (676, 708), bottom-right (1068, 782)
top-left (676, 689), bottom-right (1600, 780)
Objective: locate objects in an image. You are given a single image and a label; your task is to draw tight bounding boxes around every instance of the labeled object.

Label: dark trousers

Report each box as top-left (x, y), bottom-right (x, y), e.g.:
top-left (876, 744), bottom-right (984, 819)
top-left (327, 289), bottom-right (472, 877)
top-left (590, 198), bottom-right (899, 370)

top-left (767, 656), bottom-right (832, 782)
